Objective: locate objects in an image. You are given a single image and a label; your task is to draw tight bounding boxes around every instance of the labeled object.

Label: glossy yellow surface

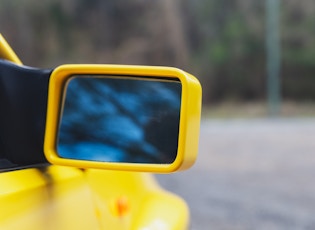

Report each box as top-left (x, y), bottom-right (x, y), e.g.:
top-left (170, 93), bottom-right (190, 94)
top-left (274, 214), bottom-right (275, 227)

top-left (0, 33), bottom-right (22, 65)
top-left (0, 166), bottom-right (189, 230)
top-left (85, 169), bottom-right (189, 229)
top-left (0, 166), bottom-right (100, 230)
top-left (45, 64), bottom-right (202, 172)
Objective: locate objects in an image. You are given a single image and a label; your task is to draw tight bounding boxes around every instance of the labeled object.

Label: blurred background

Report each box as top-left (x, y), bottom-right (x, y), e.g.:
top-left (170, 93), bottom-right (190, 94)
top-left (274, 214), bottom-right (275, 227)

top-left (2, 0), bottom-right (315, 112)
top-left (2, 0), bottom-right (315, 228)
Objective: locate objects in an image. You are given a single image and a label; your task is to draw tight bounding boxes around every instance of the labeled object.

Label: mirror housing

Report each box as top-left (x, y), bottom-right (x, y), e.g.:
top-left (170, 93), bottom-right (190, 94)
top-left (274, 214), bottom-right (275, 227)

top-left (44, 65), bottom-right (201, 172)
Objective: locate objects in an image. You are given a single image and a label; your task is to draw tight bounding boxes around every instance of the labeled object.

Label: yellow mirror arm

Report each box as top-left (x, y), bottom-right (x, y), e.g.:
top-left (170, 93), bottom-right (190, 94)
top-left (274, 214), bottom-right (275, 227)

top-left (0, 34), bottom-right (23, 65)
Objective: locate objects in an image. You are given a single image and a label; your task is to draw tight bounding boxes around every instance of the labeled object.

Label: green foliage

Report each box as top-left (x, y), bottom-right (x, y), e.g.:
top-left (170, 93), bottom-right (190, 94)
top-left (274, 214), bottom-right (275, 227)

top-left (1, 0), bottom-right (315, 103)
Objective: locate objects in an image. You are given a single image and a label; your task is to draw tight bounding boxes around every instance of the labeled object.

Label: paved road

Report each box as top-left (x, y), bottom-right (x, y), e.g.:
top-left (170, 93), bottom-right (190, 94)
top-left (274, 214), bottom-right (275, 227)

top-left (157, 118), bottom-right (315, 229)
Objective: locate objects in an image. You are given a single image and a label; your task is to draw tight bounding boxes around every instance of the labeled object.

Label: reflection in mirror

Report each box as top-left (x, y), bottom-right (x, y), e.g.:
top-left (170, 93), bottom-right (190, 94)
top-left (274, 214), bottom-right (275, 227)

top-left (57, 76), bottom-right (182, 164)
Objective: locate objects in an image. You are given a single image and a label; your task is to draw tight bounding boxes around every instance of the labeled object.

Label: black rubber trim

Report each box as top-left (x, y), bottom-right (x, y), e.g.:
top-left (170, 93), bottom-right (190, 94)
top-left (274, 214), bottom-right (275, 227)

top-left (0, 60), bottom-right (53, 169)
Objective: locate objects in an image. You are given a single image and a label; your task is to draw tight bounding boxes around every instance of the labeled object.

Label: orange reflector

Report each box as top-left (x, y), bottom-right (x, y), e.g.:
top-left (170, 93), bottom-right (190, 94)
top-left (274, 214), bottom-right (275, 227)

top-left (117, 196), bottom-right (129, 216)
top-left (111, 195), bottom-right (130, 217)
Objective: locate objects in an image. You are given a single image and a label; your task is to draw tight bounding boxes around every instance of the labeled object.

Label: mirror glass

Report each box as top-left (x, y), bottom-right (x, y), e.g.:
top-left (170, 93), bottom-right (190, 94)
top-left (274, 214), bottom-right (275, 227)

top-left (57, 75), bottom-right (181, 164)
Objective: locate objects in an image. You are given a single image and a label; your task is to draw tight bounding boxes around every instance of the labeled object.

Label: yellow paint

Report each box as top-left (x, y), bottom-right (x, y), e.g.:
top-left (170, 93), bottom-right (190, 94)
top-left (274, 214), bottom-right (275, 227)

top-left (44, 64), bottom-right (202, 172)
top-left (0, 167), bottom-right (189, 230)
top-left (0, 34), bottom-right (22, 65)
top-left (0, 166), bottom-right (100, 230)
top-left (85, 169), bottom-right (189, 230)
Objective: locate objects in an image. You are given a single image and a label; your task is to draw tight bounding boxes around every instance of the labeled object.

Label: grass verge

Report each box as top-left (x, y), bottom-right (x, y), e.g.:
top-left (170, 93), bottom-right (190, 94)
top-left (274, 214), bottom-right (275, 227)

top-left (202, 101), bottom-right (315, 119)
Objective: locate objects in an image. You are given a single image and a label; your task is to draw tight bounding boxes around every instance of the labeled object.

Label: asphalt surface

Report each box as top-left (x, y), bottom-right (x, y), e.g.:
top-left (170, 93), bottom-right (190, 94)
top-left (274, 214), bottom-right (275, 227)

top-left (157, 118), bottom-right (315, 230)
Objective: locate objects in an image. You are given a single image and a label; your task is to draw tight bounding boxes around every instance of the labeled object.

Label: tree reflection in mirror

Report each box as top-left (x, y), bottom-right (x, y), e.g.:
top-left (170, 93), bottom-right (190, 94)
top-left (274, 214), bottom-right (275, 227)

top-left (57, 76), bottom-right (182, 164)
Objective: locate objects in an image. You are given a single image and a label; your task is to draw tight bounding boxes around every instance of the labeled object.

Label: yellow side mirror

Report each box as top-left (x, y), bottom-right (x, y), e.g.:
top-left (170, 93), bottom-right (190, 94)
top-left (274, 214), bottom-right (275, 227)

top-left (44, 64), bottom-right (201, 172)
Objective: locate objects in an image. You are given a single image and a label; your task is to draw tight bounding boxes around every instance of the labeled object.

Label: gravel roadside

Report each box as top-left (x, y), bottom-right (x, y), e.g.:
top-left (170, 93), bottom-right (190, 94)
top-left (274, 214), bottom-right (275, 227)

top-left (157, 118), bottom-right (315, 229)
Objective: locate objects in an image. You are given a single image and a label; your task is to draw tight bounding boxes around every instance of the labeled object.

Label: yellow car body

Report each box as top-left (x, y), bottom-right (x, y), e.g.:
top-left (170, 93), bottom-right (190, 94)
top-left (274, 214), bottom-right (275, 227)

top-left (0, 34), bottom-right (200, 230)
top-left (0, 167), bottom-right (189, 230)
